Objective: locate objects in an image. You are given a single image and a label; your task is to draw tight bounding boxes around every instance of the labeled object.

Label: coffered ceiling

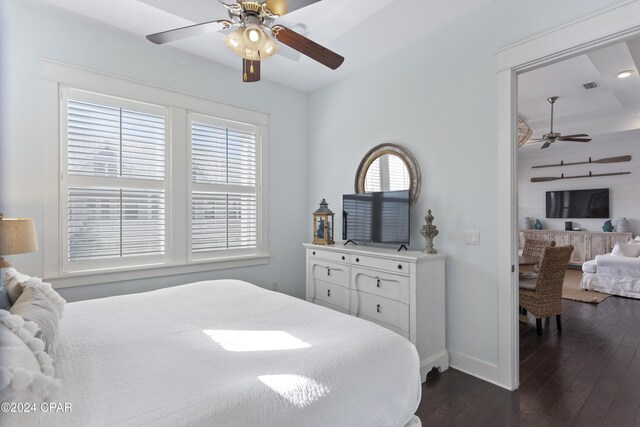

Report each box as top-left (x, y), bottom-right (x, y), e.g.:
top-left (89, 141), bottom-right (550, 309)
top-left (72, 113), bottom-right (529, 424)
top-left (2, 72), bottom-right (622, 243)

top-left (518, 37), bottom-right (640, 149)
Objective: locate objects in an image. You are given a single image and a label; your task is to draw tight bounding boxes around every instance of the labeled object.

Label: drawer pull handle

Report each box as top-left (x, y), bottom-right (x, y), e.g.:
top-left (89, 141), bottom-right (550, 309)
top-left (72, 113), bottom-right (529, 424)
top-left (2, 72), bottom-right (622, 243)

top-left (376, 278), bottom-right (381, 288)
top-left (327, 289), bottom-right (331, 297)
top-left (356, 258), bottom-right (360, 262)
top-left (327, 268), bottom-right (331, 276)
top-left (341, 256), bottom-right (345, 260)
top-left (398, 264), bottom-right (402, 270)
top-left (312, 251), bottom-right (316, 255)
top-left (377, 304), bottom-right (381, 313)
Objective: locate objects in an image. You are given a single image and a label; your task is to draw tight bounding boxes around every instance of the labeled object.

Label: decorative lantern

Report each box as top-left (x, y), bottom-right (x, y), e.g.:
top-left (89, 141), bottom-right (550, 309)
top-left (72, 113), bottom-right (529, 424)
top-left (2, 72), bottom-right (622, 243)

top-left (313, 199), bottom-right (335, 245)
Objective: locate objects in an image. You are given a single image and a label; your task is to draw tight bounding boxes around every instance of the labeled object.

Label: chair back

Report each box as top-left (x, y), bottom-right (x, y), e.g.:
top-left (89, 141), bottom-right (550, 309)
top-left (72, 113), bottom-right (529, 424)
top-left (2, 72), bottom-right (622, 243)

top-left (522, 239), bottom-right (556, 270)
top-left (533, 245), bottom-right (574, 298)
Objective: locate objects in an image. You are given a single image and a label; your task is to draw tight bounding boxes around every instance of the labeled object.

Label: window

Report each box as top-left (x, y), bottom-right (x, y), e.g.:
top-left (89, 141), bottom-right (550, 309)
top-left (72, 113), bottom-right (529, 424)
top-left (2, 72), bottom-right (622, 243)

top-left (62, 90), bottom-right (167, 272)
top-left (53, 75), bottom-right (266, 279)
top-left (190, 114), bottom-right (259, 258)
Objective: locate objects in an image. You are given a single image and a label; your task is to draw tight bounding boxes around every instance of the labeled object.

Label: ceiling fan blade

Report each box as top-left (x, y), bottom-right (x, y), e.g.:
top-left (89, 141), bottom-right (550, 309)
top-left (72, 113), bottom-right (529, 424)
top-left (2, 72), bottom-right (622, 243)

top-left (271, 25), bottom-right (344, 69)
top-left (541, 141), bottom-right (552, 149)
top-left (559, 137), bottom-right (591, 142)
top-left (147, 20), bottom-right (232, 44)
top-left (558, 134), bottom-right (589, 138)
top-left (265, 0), bottom-right (321, 16)
top-left (243, 58), bottom-right (261, 82)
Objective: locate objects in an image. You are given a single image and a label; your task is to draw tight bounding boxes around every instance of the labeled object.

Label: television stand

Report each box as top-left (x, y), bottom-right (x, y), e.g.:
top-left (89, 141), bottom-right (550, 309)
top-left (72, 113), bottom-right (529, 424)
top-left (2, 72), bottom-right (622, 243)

top-left (397, 244), bottom-right (408, 252)
top-left (303, 243), bottom-right (448, 382)
top-left (344, 240), bottom-right (358, 246)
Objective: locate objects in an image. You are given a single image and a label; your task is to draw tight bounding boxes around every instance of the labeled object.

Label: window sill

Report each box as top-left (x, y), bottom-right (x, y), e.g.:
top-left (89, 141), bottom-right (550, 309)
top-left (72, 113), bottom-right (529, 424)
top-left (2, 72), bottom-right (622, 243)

top-left (45, 254), bottom-right (270, 289)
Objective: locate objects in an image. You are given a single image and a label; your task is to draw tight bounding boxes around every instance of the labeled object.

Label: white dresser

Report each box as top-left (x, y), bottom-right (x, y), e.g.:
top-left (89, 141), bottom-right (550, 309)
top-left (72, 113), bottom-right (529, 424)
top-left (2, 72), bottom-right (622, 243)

top-left (304, 243), bottom-right (448, 382)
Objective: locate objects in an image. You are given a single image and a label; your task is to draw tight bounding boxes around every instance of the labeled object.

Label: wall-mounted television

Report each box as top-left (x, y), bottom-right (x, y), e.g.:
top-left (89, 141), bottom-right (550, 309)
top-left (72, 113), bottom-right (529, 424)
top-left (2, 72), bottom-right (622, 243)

top-left (546, 188), bottom-right (610, 219)
top-left (342, 190), bottom-right (410, 246)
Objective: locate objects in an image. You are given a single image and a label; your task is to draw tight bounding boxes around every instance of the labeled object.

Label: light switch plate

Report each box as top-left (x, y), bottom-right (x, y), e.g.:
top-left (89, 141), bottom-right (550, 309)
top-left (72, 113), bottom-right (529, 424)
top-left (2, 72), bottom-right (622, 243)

top-left (465, 231), bottom-right (480, 245)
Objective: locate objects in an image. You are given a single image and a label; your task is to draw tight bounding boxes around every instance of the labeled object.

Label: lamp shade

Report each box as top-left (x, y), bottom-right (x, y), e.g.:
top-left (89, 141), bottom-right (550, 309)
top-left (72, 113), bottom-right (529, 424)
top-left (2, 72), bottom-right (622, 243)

top-left (0, 217), bottom-right (38, 255)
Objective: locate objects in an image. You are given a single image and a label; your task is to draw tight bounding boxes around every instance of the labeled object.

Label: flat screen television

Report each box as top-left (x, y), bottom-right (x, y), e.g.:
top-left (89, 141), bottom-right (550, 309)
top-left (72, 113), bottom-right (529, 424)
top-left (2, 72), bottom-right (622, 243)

top-left (342, 190), bottom-right (410, 246)
top-left (546, 188), bottom-right (610, 218)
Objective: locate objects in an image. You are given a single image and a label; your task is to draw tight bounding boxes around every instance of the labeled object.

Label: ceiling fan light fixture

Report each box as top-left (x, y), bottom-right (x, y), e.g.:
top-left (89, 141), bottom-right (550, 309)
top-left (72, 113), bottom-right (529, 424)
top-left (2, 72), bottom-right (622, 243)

top-left (242, 23), bottom-right (267, 51)
top-left (262, 38), bottom-right (278, 57)
top-left (617, 70), bottom-right (634, 79)
top-left (224, 28), bottom-right (246, 57)
top-left (148, 0), bottom-right (344, 83)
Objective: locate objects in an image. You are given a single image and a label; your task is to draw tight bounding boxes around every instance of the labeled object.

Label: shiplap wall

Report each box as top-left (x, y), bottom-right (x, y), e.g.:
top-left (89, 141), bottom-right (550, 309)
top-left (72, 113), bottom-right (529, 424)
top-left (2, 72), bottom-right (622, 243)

top-left (518, 129), bottom-right (640, 236)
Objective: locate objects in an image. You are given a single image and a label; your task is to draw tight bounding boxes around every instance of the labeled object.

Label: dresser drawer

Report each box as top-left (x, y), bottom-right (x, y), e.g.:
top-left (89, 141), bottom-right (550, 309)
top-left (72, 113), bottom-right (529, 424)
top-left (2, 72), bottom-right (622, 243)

top-left (350, 290), bottom-right (409, 332)
top-left (351, 267), bottom-right (410, 304)
top-left (309, 280), bottom-right (350, 311)
top-left (350, 254), bottom-right (409, 275)
top-left (309, 259), bottom-right (349, 287)
top-left (311, 298), bottom-right (349, 315)
top-left (309, 248), bottom-right (348, 264)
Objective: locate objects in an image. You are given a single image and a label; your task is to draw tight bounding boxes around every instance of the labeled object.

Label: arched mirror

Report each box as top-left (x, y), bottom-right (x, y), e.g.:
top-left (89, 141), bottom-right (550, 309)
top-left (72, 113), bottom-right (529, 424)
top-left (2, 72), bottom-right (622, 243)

top-left (355, 143), bottom-right (421, 206)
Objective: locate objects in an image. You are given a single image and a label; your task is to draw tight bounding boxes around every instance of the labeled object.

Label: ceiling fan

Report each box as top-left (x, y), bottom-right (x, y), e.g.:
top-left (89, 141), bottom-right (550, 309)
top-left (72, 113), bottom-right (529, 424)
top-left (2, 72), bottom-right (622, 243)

top-left (146, 0), bottom-right (344, 82)
top-left (528, 96), bottom-right (592, 149)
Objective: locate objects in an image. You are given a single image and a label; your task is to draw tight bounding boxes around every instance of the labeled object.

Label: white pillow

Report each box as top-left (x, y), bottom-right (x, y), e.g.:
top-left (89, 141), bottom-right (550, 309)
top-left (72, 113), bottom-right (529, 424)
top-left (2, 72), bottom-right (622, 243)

top-left (611, 243), bottom-right (640, 258)
top-left (3, 268), bottom-right (32, 305)
top-left (0, 310), bottom-right (60, 426)
top-left (2, 269), bottom-right (65, 317)
top-left (630, 236), bottom-right (640, 244)
top-left (10, 287), bottom-right (61, 359)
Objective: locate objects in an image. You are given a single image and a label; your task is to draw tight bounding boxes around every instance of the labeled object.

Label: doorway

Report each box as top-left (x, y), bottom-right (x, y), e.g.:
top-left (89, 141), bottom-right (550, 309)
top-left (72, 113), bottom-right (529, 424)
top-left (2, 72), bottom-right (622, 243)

top-left (496, 2), bottom-right (640, 390)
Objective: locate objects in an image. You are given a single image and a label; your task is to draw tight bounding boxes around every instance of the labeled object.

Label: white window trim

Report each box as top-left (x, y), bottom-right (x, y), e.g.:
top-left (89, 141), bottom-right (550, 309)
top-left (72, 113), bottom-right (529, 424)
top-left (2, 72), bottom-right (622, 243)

top-left (42, 60), bottom-right (269, 287)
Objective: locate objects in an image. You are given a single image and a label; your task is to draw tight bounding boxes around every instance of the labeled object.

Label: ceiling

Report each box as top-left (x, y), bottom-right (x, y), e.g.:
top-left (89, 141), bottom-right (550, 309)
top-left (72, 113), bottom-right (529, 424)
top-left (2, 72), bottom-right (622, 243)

top-left (518, 36), bottom-right (640, 151)
top-left (39, 0), bottom-right (495, 92)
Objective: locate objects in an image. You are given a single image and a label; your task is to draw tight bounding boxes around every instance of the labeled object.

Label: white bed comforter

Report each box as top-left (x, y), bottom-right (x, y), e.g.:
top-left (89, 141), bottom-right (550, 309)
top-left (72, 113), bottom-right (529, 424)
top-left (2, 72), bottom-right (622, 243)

top-left (41, 280), bottom-right (421, 427)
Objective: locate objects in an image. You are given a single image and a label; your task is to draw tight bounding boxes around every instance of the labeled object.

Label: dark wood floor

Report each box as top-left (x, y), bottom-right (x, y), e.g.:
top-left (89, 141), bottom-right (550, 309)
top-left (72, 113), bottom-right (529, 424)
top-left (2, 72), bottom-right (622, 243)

top-left (416, 294), bottom-right (640, 426)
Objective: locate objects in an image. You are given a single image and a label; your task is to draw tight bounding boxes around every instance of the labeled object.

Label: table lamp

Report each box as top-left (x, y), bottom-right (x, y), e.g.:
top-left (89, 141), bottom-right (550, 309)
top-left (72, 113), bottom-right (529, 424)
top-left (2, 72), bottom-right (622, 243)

top-left (0, 213), bottom-right (38, 268)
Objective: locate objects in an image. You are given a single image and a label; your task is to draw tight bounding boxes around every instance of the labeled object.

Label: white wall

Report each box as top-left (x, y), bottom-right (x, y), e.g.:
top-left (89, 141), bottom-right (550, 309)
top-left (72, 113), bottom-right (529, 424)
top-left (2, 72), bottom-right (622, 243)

top-left (0, 0), bottom-right (309, 301)
top-left (518, 129), bottom-right (640, 235)
top-left (307, 0), bottom-right (629, 382)
top-left (2, 0), bottom-right (634, 387)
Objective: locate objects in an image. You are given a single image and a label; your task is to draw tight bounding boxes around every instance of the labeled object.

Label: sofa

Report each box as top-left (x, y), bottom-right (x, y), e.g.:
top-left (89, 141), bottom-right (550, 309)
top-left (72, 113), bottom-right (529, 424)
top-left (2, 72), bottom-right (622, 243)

top-left (581, 239), bottom-right (640, 299)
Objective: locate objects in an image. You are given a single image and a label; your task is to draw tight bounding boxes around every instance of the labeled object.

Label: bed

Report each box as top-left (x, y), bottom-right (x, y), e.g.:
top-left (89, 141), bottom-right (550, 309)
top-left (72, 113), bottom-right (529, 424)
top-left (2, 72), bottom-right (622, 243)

top-left (35, 279), bottom-right (422, 426)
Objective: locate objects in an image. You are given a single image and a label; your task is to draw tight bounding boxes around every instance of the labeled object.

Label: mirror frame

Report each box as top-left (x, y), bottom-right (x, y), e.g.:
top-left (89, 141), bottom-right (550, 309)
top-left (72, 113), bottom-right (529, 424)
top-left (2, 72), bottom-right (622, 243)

top-left (354, 143), bottom-right (421, 207)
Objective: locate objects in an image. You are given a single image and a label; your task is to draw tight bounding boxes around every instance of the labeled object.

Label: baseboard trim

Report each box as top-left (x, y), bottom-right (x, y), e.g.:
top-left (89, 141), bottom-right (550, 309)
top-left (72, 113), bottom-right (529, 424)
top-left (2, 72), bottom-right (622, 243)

top-left (448, 350), bottom-right (509, 390)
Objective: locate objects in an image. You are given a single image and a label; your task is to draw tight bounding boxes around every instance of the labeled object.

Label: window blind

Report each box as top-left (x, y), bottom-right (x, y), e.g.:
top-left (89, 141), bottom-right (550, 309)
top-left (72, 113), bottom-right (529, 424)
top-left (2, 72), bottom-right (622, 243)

top-left (388, 155), bottom-right (409, 191)
top-left (192, 122), bottom-right (256, 186)
top-left (65, 96), bottom-right (166, 264)
top-left (68, 99), bottom-right (165, 179)
top-left (364, 155), bottom-right (409, 192)
top-left (68, 188), bottom-right (165, 261)
top-left (365, 159), bottom-right (381, 192)
top-left (190, 118), bottom-right (257, 254)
